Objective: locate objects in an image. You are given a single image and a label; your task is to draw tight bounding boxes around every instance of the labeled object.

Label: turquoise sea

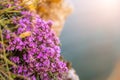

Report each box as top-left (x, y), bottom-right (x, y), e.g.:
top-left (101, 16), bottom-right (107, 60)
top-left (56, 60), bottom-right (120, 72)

top-left (60, 0), bottom-right (120, 80)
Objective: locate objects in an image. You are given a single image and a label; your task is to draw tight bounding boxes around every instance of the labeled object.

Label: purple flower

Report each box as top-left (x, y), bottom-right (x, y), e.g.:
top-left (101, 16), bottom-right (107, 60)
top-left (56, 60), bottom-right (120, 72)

top-left (10, 56), bottom-right (20, 64)
top-left (2, 3), bottom-right (68, 80)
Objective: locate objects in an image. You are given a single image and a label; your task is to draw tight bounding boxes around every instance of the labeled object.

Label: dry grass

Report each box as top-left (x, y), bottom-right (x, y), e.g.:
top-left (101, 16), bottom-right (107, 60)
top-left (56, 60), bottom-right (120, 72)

top-left (23, 0), bottom-right (72, 36)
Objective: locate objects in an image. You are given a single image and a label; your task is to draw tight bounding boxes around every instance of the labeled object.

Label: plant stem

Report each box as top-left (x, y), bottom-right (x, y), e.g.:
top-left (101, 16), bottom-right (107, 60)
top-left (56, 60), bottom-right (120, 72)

top-left (0, 26), bottom-right (13, 80)
top-left (0, 73), bottom-right (6, 80)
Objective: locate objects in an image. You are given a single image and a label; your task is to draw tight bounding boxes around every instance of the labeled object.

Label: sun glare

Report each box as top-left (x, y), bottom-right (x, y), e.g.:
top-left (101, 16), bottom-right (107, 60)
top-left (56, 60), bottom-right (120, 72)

top-left (102, 0), bottom-right (118, 7)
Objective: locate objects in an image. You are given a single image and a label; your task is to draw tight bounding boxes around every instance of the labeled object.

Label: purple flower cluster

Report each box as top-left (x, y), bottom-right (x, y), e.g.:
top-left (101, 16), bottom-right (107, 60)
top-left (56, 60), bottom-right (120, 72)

top-left (3, 11), bottom-right (68, 80)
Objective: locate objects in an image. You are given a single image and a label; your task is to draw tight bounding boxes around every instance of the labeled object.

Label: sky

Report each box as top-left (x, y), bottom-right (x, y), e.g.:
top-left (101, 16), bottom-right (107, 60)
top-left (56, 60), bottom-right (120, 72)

top-left (60, 0), bottom-right (120, 80)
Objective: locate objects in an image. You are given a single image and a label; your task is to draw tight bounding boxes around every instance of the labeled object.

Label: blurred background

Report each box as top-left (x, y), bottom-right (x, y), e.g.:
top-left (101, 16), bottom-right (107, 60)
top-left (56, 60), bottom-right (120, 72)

top-left (60, 0), bottom-right (120, 80)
